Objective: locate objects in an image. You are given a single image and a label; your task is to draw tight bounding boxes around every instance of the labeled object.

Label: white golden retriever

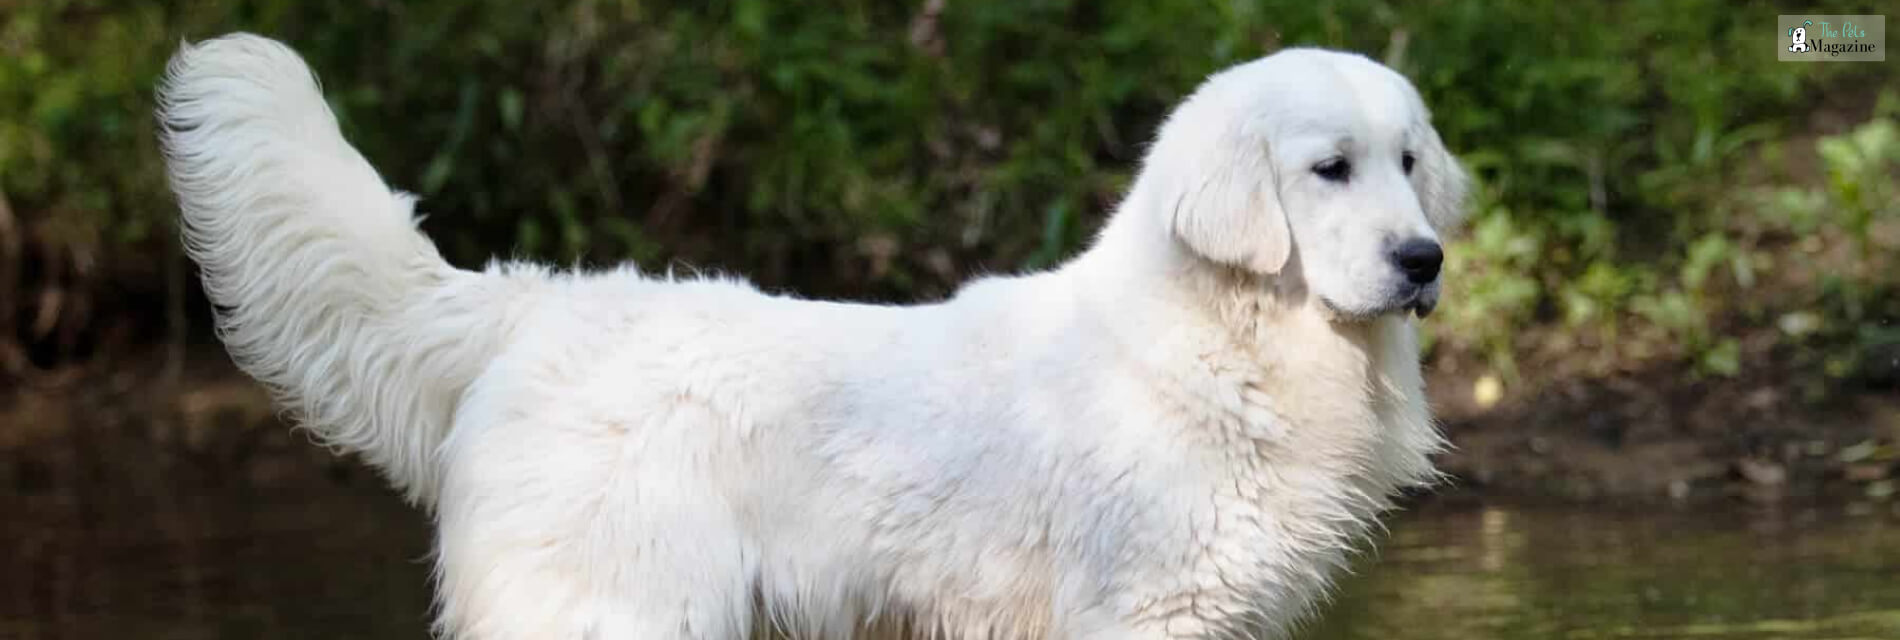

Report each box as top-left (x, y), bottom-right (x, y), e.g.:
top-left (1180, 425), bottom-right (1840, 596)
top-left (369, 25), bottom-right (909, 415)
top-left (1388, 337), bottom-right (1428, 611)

top-left (159, 33), bottom-right (1467, 640)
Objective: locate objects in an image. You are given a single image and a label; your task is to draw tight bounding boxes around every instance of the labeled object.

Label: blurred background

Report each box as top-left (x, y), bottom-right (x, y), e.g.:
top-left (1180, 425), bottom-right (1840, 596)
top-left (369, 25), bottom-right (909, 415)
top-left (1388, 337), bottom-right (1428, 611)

top-left (2, 0), bottom-right (1898, 638)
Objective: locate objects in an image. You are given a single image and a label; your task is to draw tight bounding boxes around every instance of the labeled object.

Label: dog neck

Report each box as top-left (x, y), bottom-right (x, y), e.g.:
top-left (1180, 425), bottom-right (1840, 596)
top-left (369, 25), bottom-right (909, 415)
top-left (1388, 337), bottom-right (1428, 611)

top-left (1068, 203), bottom-right (1339, 347)
top-left (1064, 200), bottom-right (1442, 494)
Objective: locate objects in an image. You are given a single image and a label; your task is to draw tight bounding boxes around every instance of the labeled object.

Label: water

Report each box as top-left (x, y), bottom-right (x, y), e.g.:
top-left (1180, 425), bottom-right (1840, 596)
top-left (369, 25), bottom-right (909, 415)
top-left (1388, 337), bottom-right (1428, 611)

top-left (6, 433), bottom-right (1900, 639)
top-left (1306, 502), bottom-right (1900, 640)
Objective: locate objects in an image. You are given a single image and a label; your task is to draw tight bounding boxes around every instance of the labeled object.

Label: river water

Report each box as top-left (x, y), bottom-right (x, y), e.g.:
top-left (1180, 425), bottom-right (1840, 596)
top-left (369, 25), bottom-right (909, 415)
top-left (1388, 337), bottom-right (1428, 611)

top-left (5, 434), bottom-right (1900, 639)
top-left (1305, 500), bottom-right (1900, 640)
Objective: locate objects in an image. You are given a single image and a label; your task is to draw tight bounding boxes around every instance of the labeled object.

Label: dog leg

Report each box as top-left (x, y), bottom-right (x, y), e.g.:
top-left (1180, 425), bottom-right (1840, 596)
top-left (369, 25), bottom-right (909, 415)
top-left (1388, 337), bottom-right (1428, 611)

top-left (432, 514), bottom-right (755, 640)
top-left (432, 407), bottom-right (757, 639)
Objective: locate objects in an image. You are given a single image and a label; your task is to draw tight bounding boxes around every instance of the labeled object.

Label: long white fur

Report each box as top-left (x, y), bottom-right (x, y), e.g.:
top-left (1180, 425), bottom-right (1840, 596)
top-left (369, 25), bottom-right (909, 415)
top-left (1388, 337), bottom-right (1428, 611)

top-left (160, 33), bottom-right (1467, 640)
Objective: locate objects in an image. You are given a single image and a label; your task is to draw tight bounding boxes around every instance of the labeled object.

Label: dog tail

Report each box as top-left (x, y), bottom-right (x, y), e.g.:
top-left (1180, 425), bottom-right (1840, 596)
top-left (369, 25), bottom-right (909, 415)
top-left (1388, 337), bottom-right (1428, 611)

top-left (159, 33), bottom-right (518, 505)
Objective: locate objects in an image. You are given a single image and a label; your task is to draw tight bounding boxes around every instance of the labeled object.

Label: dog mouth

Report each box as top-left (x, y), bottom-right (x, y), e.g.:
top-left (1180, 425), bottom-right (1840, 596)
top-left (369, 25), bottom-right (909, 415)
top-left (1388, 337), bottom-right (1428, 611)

top-left (1319, 286), bottom-right (1439, 321)
top-left (1407, 289), bottom-right (1439, 319)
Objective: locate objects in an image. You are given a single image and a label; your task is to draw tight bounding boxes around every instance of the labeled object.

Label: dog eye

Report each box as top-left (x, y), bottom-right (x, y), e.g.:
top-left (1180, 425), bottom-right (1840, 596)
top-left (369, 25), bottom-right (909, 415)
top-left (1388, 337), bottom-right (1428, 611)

top-left (1313, 157), bottom-right (1351, 183)
top-left (1401, 152), bottom-right (1416, 175)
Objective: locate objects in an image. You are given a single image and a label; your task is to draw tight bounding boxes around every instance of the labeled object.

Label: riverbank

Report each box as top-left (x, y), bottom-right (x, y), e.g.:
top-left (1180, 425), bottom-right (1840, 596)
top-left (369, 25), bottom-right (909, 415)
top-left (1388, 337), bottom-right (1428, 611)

top-left (1433, 363), bottom-right (1899, 504)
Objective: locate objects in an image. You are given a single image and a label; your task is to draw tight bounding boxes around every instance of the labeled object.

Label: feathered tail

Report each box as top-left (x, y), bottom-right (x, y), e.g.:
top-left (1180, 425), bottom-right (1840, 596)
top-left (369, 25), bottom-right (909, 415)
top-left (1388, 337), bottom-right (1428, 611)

top-left (158, 33), bottom-right (518, 504)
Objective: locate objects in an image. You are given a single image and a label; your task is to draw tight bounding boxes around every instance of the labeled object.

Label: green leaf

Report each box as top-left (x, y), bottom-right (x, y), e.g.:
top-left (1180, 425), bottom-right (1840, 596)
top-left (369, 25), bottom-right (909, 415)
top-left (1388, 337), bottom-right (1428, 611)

top-left (499, 88), bottom-right (524, 132)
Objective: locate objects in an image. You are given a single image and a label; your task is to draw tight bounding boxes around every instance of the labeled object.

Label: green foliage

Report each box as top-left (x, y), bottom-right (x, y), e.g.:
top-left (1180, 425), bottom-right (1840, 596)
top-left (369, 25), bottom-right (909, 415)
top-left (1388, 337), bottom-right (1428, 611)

top-left (3, 0), bottom-right (1894, 385)
top-left (2, 1), bottom-right (176, 250)
top-left (1414, 0), bottom-right (1893, 381)
top-left (1766, 109), bottom-right (1900, 386)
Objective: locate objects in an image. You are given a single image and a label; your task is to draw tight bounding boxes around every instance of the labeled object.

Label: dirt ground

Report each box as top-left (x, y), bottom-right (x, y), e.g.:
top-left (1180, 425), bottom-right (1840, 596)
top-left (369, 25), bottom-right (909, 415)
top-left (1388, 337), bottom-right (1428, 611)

top-left (1427, 345), bottom-right (1900, 503)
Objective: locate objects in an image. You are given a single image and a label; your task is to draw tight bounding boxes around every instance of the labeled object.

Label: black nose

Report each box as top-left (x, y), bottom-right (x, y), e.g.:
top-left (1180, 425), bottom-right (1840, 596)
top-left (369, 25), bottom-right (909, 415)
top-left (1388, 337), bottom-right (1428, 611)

top-left (1392, 238), bottom-right (1443, 285)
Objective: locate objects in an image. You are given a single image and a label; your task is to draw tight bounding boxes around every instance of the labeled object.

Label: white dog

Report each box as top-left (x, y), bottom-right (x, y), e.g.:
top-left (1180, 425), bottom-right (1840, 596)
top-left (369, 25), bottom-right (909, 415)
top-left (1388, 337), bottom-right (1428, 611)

top-left (1789, 25), bottom-right (1811, 52)
top-left (160, 33), bottom-right (1467, 640)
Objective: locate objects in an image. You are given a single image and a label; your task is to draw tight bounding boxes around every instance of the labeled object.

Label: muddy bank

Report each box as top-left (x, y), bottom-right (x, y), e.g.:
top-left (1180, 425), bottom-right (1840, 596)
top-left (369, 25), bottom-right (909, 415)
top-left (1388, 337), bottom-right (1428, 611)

top-left (4, 346), bottom-right (1898, 504)
top-left (1428, 355), bottom-right (1900, 504)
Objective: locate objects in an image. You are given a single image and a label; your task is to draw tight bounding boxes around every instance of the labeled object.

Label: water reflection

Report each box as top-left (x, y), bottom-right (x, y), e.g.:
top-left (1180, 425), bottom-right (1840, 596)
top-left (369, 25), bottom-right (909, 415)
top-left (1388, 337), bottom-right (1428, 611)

top-left (1305, 501), bottom-right (1900, 639)
top-left (5, 432), bottom-right (1900, 639)
top-left (2, 429), bottom-right (433, 639)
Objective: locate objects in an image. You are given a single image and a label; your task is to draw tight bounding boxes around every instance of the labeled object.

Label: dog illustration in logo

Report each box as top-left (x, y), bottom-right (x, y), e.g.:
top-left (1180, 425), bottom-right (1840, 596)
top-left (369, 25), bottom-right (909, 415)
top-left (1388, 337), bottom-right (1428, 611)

top-left (1789, 21), bottom-right (1812, 52)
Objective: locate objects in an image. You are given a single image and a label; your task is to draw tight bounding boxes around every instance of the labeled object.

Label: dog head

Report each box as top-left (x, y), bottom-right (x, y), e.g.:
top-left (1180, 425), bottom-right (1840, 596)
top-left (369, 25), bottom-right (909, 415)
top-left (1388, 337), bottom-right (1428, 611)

top-left (1137, 48), bottom-right (1469, 320)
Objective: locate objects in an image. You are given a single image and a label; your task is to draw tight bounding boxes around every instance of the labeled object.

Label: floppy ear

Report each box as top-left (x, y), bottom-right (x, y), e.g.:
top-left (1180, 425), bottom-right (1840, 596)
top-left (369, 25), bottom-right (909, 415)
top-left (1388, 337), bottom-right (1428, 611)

top-left (1413, 126), bottom-right (1471, 233)
top-left (1156, 136), bottom-right (1292, 275)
